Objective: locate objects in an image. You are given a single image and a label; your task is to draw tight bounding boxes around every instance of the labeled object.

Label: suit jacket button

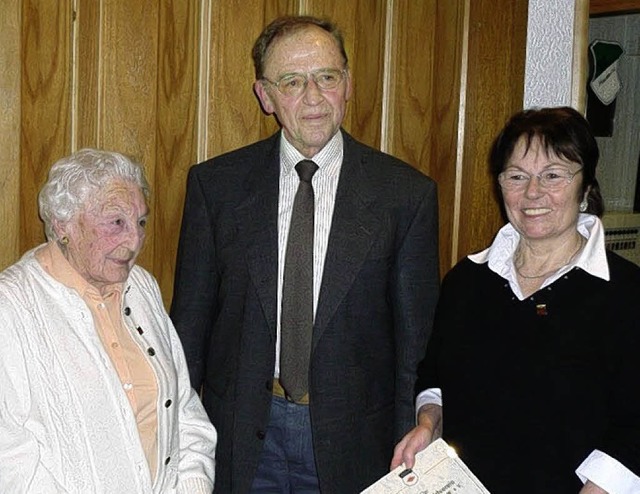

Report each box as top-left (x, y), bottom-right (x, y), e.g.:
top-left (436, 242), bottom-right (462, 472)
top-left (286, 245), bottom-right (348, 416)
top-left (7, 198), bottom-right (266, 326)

top-left (256, 430), bottom-right (266, 440)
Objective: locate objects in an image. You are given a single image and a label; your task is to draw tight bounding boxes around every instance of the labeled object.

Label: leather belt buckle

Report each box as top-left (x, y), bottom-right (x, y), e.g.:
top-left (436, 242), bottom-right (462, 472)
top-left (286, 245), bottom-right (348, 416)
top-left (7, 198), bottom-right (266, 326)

top-left (272, 378), bottom-right (309, 405)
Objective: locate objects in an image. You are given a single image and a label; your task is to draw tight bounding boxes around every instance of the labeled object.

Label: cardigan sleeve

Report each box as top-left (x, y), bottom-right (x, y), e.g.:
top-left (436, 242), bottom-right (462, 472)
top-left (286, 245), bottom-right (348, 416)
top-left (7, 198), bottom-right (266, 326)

top-left (0, 296), bottom-right (67, 493)
top-left (169, 311), bottom-right (217, 492)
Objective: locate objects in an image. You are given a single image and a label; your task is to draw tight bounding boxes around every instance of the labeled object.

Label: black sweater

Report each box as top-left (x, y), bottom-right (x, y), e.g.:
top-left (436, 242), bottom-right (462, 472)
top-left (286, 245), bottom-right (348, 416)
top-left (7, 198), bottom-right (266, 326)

top-left (417, 251), bottom-right (640, 493)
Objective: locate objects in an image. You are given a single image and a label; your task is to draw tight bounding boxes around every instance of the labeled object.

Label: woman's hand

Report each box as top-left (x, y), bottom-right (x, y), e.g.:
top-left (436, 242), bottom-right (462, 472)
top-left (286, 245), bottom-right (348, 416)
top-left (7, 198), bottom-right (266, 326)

top-left (579, 480), bottom-right (608, 494)
top-left (390, 404), bottom-right (442, 470)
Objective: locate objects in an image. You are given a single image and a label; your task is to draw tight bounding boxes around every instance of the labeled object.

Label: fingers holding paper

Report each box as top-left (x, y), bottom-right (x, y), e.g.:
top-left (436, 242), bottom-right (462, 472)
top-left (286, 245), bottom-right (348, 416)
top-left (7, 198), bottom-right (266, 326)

top-left (391, 404), bottom-right (443, 470)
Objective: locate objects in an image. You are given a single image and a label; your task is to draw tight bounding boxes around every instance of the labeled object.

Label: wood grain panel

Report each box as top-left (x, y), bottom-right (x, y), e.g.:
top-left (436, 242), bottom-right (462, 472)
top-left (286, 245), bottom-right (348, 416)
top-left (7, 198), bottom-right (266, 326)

top-left (98, 1), bottom-right (159, 272)
top-left (75, 0), bottom-right (100, 149)
top-left (20, 0), bottom-right (72, 253)
top-left (208, 0), bottom-right (289, 158)
top-left (0, 0), bottom-right (21, 269)
top-left (386, 0), bottom-right (437, 166)
top-left (456, 0), bottom-right (528, 262)
top-left (400, 1), bottom-right (464, 275)
top-left (590, 0), bottom-right (640, 15)
top-left (6, 0), bottom-right (537, 304)
top-left (429, 2), bottom-right (465, 274)
top-left (258, 1), bottom-right (298, 139)
top-left (304, 0), bottom-right (387, 149)
top-left (153, 0), bottom-right (201, 306)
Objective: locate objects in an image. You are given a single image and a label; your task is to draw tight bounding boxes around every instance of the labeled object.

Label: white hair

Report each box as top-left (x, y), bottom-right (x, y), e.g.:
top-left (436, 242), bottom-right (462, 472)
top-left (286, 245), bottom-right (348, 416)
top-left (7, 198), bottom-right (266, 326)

top-left (38, 148), bottom-right (150, 241)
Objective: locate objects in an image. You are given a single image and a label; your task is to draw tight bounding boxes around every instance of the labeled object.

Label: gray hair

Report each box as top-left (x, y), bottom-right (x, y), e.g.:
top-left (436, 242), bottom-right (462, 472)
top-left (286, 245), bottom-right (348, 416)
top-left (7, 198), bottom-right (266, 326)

top-left (38, 148), bottom-right (150, 241)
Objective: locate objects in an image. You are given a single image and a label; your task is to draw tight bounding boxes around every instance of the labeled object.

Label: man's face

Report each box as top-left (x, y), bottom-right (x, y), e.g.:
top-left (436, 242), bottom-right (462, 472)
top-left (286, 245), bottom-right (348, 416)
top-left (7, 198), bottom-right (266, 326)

top-left (254, 26), bottom-right (352, 158)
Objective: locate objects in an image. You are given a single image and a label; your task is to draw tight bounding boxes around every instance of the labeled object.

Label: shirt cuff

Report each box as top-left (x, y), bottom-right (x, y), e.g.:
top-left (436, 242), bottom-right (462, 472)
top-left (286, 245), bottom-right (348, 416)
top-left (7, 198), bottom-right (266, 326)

top-left (415, 388), bottom-right (442, 423)
top-left (576, 449), bottom-right (640, 494)
top-left (178, 477), bottom-right (214, 494)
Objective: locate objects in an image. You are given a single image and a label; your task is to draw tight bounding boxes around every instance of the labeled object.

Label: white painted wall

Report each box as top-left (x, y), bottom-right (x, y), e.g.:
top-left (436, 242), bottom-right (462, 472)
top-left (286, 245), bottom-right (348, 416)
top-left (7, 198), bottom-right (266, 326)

top-left (524, 0), bottom-right (576, 109)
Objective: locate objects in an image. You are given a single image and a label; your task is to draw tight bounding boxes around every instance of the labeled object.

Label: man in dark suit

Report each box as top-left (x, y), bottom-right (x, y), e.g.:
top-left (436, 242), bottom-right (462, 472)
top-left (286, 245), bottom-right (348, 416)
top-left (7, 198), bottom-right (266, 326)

top-left (171, 15), bottom-right (440, 493)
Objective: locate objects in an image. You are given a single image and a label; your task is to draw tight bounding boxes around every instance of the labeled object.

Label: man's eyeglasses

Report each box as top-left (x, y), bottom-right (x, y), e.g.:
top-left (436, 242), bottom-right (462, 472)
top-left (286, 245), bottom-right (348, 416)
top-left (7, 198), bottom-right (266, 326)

top-left (262, 69), bottom-right (347, 97)
top-left (498, 166), bottom-right (583, 191)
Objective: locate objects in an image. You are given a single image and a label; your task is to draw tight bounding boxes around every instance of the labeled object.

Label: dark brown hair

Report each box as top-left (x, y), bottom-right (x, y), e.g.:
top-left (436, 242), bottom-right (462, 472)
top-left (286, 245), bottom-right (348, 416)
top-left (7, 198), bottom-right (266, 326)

top-left (251, 16), bottom-right (348, 80)
top-left (490, 106), bottom-right (603, 216)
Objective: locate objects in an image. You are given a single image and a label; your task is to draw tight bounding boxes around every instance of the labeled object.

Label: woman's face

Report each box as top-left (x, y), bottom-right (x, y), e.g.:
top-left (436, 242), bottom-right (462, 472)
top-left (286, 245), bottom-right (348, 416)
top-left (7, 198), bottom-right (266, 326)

top-left (501, 137), bottom-right (585, 244)
top-left (59, 179), bottom-right (148, 291)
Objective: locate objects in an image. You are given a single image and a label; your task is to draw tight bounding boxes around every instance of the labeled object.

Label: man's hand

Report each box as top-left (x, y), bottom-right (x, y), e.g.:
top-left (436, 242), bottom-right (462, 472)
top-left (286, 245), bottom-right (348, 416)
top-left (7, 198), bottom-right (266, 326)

top-left (390, 404), bottom-right (442, 470)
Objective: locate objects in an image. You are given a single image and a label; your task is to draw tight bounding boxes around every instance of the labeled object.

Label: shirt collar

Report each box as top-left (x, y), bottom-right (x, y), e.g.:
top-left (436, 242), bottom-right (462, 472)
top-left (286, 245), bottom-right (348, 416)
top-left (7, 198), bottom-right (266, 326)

top-left (280, 130), bottom-right (343, 178)
top-left (468, 214), bottom-right (610, 298)
top-left (35, 241), bottom-right (123, 299)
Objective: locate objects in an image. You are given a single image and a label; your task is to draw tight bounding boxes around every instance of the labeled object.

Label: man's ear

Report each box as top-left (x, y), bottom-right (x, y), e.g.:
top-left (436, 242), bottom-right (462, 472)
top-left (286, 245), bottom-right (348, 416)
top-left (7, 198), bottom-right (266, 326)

top-left (344, 69), bottom-right (353, 102)
top-left (254, 80), bottom-right (275, 115)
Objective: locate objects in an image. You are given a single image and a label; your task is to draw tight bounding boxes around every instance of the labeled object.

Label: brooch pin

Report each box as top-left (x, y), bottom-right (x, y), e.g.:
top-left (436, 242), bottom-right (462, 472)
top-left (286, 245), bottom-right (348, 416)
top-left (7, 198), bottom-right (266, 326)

top-left (536, 304), bottom-right (548, 316)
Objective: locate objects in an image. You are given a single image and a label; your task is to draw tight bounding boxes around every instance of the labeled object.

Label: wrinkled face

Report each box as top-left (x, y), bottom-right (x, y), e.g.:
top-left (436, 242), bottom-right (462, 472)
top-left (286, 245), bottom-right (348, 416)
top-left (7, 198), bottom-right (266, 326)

top-left (254, 25), bottom-right (352, 158)
top-left (502, 137), bottom-right (585, 244)
top-left (58, 179), bottom-right (148, 291)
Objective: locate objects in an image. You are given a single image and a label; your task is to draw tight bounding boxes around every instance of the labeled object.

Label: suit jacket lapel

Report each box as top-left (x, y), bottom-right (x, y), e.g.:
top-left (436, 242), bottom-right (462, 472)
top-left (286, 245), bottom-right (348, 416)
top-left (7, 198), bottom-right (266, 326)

top-left (313, 135), bottom-right (381, 350)
top-left (234, 134), bottom-right (281, 338)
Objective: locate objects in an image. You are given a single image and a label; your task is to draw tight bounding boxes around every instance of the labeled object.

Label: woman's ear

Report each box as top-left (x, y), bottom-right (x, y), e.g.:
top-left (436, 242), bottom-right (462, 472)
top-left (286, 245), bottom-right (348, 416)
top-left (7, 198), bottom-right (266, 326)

top-left (583, 185), bottom-right (592, 204)
top-left (52, 218), bottom-right (67, 241)
top-left (580, 186), bottom-right (591, 212)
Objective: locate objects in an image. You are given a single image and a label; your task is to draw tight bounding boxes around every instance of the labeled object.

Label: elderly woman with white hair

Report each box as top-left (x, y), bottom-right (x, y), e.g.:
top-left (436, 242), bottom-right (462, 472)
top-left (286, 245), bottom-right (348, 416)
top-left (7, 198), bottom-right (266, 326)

top-left (0, 149), bottom-right (216, 493)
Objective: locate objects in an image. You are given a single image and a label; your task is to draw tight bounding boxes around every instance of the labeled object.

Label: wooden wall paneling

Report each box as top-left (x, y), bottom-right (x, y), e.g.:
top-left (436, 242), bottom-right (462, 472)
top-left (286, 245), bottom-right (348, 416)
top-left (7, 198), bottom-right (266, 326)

top-left (385, 1), bottom-right (462, 277)
top-left (572, 0), bottom-right (590, 112)
top-left (385, 0), bottom-right (437, 167)
top-left (346, 0), bottom-right (386, 148)
top-left (303, 0), bottom-right (387, 149)
top-left (590, 0), bottom-right (640, 15)
top-left (429, 1), bottom-right (466, 274)
top-left (0, 0), bottom-right (21, 270)
top-left (208, 0), bottom-right (280, 158)
top-left (154, 0), bottom-right (201, 306)
top-left (98, 1), bottom-right (160, 272)
top-left (20, 0), bottom-right (73, 253)
top-left (258, 1), bottom-right (298, 139)
top-left (75, 0), bottom-right (100, 149)
top-left (210, 0), bottom-right (294, 153)
top-left (455, 0), bottom-right (528, 262)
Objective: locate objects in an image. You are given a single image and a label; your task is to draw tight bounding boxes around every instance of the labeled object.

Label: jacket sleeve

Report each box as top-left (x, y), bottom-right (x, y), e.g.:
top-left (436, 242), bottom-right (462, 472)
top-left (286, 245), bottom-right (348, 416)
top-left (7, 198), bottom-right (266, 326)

top-left (0, 297), bottom-right (67, 493)
top-left (170, 165), bottom-right (219, 391)
top-left (392, 178), bottom-right (440, 440)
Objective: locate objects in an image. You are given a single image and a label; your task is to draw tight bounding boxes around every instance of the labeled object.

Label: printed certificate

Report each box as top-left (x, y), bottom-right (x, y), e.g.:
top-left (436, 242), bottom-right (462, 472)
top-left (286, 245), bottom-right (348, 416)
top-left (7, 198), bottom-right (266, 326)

top-left (361, 439), bottom-right (490, 493)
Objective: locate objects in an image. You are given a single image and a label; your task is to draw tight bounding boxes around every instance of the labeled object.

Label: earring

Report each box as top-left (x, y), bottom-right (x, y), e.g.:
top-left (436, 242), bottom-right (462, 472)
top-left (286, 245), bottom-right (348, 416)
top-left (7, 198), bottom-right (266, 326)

top-left (60, 235), bottom-right (69, 245)
top-left (579, 199), bottom-right (588, 213)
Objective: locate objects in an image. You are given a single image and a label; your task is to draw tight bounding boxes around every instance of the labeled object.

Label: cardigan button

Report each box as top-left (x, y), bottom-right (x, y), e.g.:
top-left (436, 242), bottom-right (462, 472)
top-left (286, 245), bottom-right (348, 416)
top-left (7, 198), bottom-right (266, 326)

top-left (124, 307), bottom-right (131, 316)
top-left (256, 430), bottom-right (266, 440)
top-left (147, 347), bottom-right (156, 356)
top-left (164, 456), bottom-right (171, 465)
top-left (164, 399), bottom-right (172, 408)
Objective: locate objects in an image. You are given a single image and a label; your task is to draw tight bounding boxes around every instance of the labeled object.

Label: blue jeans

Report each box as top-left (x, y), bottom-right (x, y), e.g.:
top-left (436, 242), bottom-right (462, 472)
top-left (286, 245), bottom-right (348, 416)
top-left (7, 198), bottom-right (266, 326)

top-left (250, 395), bottom-right (320, 493)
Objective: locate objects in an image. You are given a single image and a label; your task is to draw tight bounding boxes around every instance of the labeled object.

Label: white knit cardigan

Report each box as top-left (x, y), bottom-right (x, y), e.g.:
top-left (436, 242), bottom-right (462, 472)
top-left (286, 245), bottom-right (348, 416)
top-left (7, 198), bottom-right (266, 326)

top-left (0, 245), bottom-right (216, 493)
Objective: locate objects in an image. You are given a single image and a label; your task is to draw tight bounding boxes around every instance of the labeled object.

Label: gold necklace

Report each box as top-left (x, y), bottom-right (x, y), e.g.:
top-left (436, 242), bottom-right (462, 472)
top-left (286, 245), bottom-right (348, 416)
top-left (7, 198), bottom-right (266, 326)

top-left (515, 236), bottom-right (585, 280)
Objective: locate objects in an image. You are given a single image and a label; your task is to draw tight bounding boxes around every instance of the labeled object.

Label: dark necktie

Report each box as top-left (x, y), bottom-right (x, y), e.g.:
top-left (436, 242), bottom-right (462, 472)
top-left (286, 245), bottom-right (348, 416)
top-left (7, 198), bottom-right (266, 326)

top-left (279, 159), bottom-right (318, 402)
